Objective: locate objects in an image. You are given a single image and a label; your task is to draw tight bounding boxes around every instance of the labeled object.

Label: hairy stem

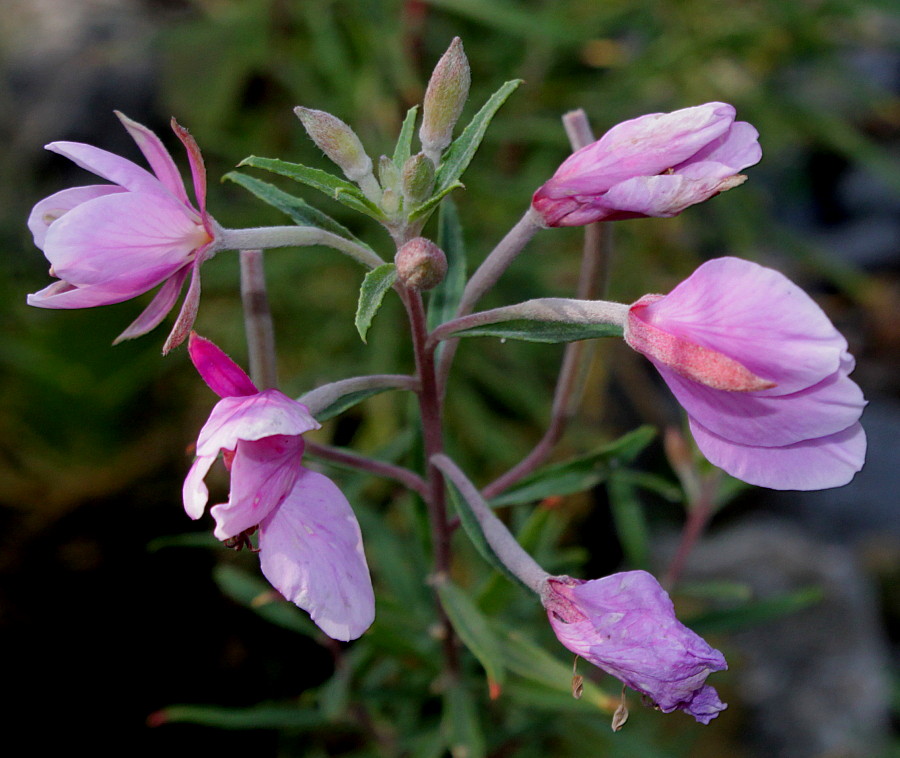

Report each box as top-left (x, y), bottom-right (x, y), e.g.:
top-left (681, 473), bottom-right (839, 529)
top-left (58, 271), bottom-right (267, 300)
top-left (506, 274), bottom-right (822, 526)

top-left (239, 250), bottom-right (278, 389)
top-left (298, 374), bottom-right (420, 418)
top-left (220, 226), bottom-right (385, 270)
top-left (304, 441), bottom-right (429, 498)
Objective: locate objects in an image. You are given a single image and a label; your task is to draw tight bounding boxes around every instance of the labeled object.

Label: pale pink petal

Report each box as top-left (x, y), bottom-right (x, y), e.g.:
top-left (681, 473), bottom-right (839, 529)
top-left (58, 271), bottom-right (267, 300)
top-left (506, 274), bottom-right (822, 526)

top-left (162, 259), bottom-right (202, 354)
top-left (258, 468), bottom-right (375, 641)
top-left (639, 257), bottom-right (848, 395)
top-left (675, 120), bottom-right (761, 172)
top-left (597, 173), bottom-right (741, 219)
top-left (27, 278), bottom-right (146, 309)
top-left (195, 391), bottom-right (320, 458)
top-left (188, 332), bottom-right (258, 398)
top-left (43, 192), bottom-right (207, 289)
top-left (113, 266), bottom-right (190, 344)
top-left (115, 111), bottom-right (190, 205)
top-left (46, 141), bottom-right (177, 200)
top-left (657, 362), bottom-right (866, 447)
top-left (183, 453), bottom-right (216, 519)
top-left (689, 419), bottom-right (866, 490)
top-left (210, 435), bottom-right (303, 539)
top-left (28, 185), bottom-right (126, 248)
top-left (171, 119), bottom-right (207, 218)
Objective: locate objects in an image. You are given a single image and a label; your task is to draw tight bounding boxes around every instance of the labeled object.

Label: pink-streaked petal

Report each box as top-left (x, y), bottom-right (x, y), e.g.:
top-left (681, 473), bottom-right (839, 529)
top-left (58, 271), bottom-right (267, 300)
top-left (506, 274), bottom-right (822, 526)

top-left (171, 119), bottom-right (207, 219)
top-left (46, 141), bottom-right (177, 201)
top-left (598, 172), bottom-right (742, 218)
top-left (43, 192), bottom-right (207, 288)
top-left (188, 333), bottom-right (258, 398)
top-left (640, 257), bottom-right (848, 396)
top-left (689, 418), bottom-right (866, 490)
top-left (115, 111), bottom-right (190, 205)
top-left (675, 121), bottom-right (762, 173)
top-left (210, 435), bottom-right (303, 539)
top-left (258, 468), bottom-right (375, 641)
top-left (196, 390), bottom-right (320, 457)
top-left (549, 103), bottom-right (736, 197)
top-left (28, 185), bottom-right (126, 249)
top-left (162, 259), bottom-right (202, 354)
top-left (113, 267), bottom-right (190, 344)
top-left (183, 453), bottom-right (216, 519)
top-left (658, 362), bottom-right (866, 447)
top-left (27, 278), bottom-right (145, 309)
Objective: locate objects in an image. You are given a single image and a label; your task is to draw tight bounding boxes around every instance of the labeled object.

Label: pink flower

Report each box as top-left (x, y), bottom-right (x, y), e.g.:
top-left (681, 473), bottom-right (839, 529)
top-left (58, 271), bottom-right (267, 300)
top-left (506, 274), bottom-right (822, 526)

top-left (183, 333), bottom-right (375, 641)
top-left (532, 102), bottom-right (761, 227)
top-left (542, 571), bottom-right (727, 724)
top-left (27, 112), bottom-right (219, 353)
top-left (624, 257), bottom-right (866, 490)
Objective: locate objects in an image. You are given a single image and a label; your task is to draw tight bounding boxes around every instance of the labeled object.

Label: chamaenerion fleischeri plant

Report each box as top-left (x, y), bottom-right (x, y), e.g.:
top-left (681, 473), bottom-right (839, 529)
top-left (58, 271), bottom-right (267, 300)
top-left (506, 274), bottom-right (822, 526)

top-left (26, 36), bottom-right (865, 744)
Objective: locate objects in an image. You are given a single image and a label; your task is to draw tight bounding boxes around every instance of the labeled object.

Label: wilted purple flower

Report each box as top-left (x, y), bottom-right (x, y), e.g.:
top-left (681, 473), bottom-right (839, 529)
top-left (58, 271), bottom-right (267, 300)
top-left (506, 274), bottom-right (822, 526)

top-left (624, 257), bottom-right (866, 490)
top-left (183, 333), bottom-right (375, 641)
top-left (27, 112), bottom-right (218, 352)
top-left (532, 102), bottom-right (761, 227)
top-left (542, 571), bottom-right (727, 724)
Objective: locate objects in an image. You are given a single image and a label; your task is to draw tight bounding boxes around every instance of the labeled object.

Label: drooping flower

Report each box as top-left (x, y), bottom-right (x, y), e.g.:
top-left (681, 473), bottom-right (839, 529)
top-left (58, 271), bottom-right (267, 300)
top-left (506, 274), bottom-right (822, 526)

top-left (624, 257), bottom-right (866, 490)
top-left (27, 112), bottom-right (219, 352)
top-left (542, 571), bottom-right (727, 724)
top-left (183, 333), bottom-right (375, 641)
top-left (532, 102), bottom-right (761, 227)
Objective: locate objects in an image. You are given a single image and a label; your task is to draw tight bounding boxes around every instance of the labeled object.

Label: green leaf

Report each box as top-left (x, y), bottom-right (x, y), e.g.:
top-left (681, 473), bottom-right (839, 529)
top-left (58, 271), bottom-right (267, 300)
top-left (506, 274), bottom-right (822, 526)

top-left (213, 564), bottom-right (318, 637)
top-left (310, 386), bottom-right (404, 423)
top-left (441, 683), bottom-right (485, 758)
top-left (436, 580), bottom-right (506, 692)
top-left (223, 171), bottom-right (367, 245)
top-left (447, 320), bottom-right (624, 344)
top-left (239, 156), bottom-right (386, 220)
top-left (688, 586), bottom-right (825, 635)
top-left (392, 105), bottom-right (419, 168)
top-left (607, 470), bottom-right (650, 570)
top-left (444, 478), bottom-right (530, 592)
top-left (434, 79), bottom-right (522, 193)
top-left (355, 263), bottom-right (397, 343)
top-left (428, 199), bottom-right (467, 332)
top-left (155, 703), bottom-right (333, 730)
top-left (407, 180), bottom-right (465, 221)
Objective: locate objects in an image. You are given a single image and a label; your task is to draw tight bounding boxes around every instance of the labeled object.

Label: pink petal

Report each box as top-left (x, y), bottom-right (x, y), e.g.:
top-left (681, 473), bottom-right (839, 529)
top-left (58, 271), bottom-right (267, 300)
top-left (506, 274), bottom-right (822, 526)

top-left (258, 468), bottom-right (375, 641)
top-left (675, 120), bottom-right (761, 172)
top-left (188, 333), bottom-right (258, 398)
top-left (210, 435), bottom-right (303, 539)
top-left (195, 391), bottom-right (320, 458)
top-left (640, 257), bottom-right (848, 396)
top-left (113, 267), bottom-right (190, 344)
top-left (115, 111), bottom-right (190, 205)
top-left (171, 119), bottom-right (208, 219)
top-left (599, 172), bottom-right (745, 219)
top-left (657, 362), bottom-right (866, 447)
top-left (183, 453), bottom-right (216, 519)
top-left (28, 185), bottom-right (126, 249)
top-left (43, 192), bottom-right (208, 289)
top-left (689, 419), bottom-right (866, 490)
top-left (27, 278), bottom-right (146, 309)
top-left (162, 258), bottom-right (202, 354)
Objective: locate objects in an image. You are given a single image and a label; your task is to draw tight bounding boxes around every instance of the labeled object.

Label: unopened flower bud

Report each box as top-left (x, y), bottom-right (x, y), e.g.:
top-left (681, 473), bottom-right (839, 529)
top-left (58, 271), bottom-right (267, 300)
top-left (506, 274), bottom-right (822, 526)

top-left (378, 155), bottom-right (400, 193)
top-left (419, 37), bottom-right (470, 161)
top-left (394, 237), bottom-right (447, 291)
top-left (381, 187), bottom-right (401, 215)
top-left (401, 152), bottom-right (436, 205)
top-left (294, 106), bottom-right (372, 182)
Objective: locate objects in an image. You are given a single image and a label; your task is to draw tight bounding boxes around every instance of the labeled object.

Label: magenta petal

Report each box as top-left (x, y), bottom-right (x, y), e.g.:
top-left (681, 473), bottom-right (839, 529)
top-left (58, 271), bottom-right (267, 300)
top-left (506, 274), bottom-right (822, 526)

top-left (27, 278), bottom-right (144, 309)
top-left (183, 453), bottom-right (216, 519)
top-left (210, 435), bottom-right (303, 539)
top-left (28, 185), bottom-right (126, 249)
top-left (196, 391), bottom-right (320, 458)
top-left (258, 468), bottom-right (375, 641)
top-left (113, 267), bottom-right (190, 344)
top-left (115, 111), bottom-right (190, 205)
top-left (188, 333), bottom-right (258, 398)
top-left (689, 418), bottom-right (866, 490)
top-left (43, 192), bottom-right (206, 289)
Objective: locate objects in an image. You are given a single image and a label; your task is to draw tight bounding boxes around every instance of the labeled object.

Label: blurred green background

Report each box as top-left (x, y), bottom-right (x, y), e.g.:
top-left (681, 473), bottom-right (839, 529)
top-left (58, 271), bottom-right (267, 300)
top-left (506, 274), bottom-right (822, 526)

top-left (1, 0), bottom-right (898, 756)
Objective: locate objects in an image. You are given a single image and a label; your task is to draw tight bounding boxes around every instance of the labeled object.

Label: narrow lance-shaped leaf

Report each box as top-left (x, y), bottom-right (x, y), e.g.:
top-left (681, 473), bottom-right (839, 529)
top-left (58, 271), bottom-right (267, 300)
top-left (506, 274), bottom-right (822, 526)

top-left (434, 79), bottom-right (522, 193)
top-left (607, 470), bottom-right (650, 571)
top-left (392, 105), bottom-right (419, 168)
top-left (408, 180), bottom-right (464, 222)
top-left (154, 703), bottom-right (333, 730)
top-left (441, 682), bottom-right (486, 758)
top-left (450, 320), bottom-right (624, 344)
top-left (239, 156), bottom-right (386, 220)
top-left (436, 580), bottom-right (507, 694)
top-left (223, 171), bottom-right (368, 246)
top-left (355, 263), bottom-right (397, 342)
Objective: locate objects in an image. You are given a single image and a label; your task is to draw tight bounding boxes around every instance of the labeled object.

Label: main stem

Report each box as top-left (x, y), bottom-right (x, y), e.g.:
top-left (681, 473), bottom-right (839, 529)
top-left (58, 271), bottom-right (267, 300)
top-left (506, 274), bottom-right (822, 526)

top-left (402, 286), bottom-right (459, 676)
top-left (239, 250), bottom-right (278, 389)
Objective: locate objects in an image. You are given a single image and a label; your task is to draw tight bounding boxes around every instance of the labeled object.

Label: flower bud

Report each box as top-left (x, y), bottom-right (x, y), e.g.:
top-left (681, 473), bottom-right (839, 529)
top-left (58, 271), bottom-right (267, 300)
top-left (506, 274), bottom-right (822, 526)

top-left (378, 155), bottom-right (400, 193)
top-left (401, 152), bottom-right (436, 205)
top-left (394, 237), bottom-right (447, 291)
top-left (419, 37), bottom-right (470, 160)
top-left (294, 106), bottom-right (372, 182)
top-left (380, 187), bottom-right (401, 215)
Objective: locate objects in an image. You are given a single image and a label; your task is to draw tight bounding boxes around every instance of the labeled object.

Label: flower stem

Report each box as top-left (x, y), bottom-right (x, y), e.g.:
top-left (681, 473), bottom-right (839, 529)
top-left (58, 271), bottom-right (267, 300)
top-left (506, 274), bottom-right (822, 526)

top-left (239, 250), bottom-right (278, 389)
top-left (221, 226), bottom-right (385, 270)
top-left (304, 441), bottom-right (429, 498)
